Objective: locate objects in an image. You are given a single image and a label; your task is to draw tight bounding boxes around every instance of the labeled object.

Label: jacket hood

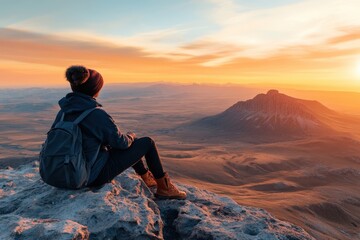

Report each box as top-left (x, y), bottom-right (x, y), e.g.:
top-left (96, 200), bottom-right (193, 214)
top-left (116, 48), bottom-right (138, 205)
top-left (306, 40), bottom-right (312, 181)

top-left (58, 92), bottom-right (102, 114)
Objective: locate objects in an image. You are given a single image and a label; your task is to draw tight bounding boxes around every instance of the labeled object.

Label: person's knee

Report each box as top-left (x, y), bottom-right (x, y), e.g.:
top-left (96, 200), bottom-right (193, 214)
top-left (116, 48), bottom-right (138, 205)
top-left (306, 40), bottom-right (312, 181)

top-left (143, 136), bottom-right (155, 146)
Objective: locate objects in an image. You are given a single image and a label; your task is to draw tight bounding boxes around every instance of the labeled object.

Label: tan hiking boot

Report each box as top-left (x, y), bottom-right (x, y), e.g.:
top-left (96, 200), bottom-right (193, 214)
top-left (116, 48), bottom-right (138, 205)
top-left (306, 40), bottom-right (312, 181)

top-left (140, 170), bottom-right (157, 188)
top-left (155, 172), bottom-right (187, 200)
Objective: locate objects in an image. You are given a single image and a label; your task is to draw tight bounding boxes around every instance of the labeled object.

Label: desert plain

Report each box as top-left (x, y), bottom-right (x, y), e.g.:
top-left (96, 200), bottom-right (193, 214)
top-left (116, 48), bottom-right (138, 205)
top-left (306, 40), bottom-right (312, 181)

top-left (0, 83), bottom-right (359, 240)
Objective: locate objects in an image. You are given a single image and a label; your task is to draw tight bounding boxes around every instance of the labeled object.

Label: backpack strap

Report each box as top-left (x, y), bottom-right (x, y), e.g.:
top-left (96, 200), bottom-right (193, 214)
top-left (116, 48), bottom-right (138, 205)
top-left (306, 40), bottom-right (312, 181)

top-left (73, 107), bottom-right (100, 125)
top-left (60, 110), bottom-right (65, 121)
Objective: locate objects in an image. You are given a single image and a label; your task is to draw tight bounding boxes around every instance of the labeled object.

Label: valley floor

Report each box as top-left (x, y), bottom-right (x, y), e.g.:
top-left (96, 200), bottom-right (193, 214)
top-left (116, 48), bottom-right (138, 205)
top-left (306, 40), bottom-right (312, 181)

top-left (1, 86), bottom-right (360, 239)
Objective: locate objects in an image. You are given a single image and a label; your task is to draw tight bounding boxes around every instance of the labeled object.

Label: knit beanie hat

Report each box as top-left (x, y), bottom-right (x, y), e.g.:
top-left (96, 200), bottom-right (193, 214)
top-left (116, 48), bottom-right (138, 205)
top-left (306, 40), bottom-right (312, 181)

top-left (65, 65), bottom-right (104, 97)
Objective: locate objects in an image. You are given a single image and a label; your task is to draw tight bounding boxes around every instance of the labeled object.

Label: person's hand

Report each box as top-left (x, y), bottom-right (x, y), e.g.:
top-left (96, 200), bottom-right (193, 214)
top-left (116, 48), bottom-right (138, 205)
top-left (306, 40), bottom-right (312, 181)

top-left (126, 131), bottom-right (136, 141)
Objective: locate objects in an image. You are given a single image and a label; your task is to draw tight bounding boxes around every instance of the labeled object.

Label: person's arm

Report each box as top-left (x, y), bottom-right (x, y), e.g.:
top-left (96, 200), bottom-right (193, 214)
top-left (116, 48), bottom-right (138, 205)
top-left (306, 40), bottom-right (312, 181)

top-left (97, 110), bottom-right (135, 149)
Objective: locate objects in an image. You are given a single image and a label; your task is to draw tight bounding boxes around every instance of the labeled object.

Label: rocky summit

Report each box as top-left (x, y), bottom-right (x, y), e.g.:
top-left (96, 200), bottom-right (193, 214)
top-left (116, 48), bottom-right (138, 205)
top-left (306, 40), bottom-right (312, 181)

top-left (0, 162), bottom-right (314, 240)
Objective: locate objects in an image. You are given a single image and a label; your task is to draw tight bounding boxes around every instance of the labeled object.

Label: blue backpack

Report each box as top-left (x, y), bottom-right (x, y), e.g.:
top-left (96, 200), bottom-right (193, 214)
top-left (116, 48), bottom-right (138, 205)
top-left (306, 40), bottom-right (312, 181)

top-left (39, 108), bottom-right (98, 189)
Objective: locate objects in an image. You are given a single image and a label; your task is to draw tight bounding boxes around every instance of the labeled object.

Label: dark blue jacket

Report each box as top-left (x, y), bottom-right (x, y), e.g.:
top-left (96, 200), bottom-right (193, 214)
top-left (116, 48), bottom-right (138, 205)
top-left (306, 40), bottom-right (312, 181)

top-left (52, 92), bottom-right (134, 184)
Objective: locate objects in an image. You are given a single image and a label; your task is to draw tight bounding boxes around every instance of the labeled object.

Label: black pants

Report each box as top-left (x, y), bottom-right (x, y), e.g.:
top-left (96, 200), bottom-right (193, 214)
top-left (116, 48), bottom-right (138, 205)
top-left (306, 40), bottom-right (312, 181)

top-left (89, 137), bottom-right (165, 187)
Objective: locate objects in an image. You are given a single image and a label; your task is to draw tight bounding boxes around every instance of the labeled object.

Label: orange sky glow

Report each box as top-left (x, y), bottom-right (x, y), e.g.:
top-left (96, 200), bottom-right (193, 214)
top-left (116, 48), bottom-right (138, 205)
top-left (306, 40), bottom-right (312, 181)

top-left (0, 0), bottom-right (360, 91)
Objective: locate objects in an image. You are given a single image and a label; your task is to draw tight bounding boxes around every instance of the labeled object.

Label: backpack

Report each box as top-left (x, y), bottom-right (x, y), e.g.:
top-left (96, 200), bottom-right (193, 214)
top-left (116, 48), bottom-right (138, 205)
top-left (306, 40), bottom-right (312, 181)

top-left (39, 107), bottom-right (99, 189)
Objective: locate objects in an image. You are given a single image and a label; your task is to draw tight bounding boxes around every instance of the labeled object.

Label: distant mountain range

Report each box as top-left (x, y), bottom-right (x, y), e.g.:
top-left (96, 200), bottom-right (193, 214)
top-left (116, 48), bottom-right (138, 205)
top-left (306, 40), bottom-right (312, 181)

top-left (191, 90), bottom-right (341, 138)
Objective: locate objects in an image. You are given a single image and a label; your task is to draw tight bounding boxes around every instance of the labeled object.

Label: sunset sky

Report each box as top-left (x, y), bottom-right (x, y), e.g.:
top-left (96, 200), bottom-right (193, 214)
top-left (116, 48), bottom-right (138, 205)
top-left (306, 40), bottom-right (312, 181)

top-left (0, 0), bottom-right (360, 90)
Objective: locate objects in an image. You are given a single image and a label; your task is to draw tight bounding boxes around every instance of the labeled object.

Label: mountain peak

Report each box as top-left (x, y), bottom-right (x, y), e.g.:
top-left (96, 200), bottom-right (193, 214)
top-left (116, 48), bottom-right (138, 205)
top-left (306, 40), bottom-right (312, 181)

top-left (266, 89), bottom-right (279, 95)
top-left (192, 90), bottom-right (336, 139)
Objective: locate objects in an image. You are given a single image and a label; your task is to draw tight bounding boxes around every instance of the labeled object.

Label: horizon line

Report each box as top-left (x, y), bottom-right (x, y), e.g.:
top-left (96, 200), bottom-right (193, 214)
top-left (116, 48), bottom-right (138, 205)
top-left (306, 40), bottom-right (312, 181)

top-left (1, 81), bottom-right (360, 94)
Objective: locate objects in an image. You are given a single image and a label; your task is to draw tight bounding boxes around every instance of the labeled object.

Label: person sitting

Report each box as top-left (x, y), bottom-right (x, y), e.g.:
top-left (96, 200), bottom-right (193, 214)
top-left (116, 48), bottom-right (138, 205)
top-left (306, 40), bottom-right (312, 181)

top-left (49, 65), bottom-right (186, 199)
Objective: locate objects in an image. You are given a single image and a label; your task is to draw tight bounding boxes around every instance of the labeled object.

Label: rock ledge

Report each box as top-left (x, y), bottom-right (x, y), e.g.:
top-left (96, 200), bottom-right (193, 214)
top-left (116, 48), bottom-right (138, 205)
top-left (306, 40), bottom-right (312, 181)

top-left (0, 163), bottom-right (314, 240)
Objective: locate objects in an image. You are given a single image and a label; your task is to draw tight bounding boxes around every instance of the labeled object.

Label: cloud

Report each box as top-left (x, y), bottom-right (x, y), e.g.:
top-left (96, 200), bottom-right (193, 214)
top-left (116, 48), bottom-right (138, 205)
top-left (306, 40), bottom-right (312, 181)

top-left (0, 28), bottom-right (148, 65)
top-left (192, 0), bottom-right (360, 65)
top-left (0, 9), bottom-right (359, 90)
top-left (5, 0), bottom-right (359, 69)
top-left (50, 26), bottom-right (198, 61)
top-left (327, 27), bottom-right (360, 45)
top-left (117, 27), bottom-right (194, 60)
top-left (0, 28), bottom-right (185, 86)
